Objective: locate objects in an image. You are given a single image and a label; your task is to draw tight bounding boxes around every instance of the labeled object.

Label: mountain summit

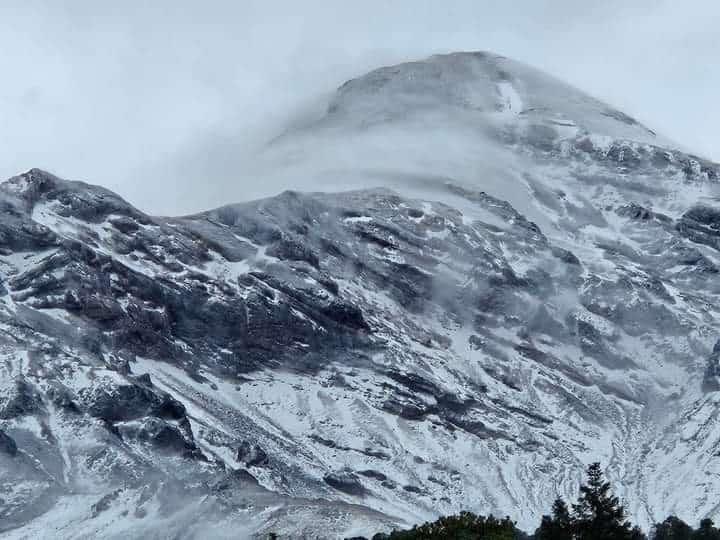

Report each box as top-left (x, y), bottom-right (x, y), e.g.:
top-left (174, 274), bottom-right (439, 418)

top-left (0, 53), bottom-right (719, 539)
top-left (326, 52), bottom-right (661, 142)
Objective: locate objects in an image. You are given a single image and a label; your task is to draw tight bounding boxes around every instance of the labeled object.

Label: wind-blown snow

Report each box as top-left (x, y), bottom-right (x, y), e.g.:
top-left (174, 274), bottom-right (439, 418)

top-left (1, 51), bottom-right (719, 539)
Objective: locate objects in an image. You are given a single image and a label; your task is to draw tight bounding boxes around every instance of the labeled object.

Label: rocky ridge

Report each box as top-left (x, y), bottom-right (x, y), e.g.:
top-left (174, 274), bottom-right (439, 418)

top-left (1, 52), bottom-right (720, 538)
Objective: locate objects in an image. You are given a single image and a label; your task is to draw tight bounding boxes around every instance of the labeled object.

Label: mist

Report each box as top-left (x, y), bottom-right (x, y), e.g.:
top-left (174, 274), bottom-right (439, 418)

top-left (0, 1), bottom-right (718, 215)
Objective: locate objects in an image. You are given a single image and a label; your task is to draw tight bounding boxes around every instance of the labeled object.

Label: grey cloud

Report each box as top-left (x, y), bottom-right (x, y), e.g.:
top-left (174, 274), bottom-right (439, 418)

top-left (0, 0), bottom-right (717, 214)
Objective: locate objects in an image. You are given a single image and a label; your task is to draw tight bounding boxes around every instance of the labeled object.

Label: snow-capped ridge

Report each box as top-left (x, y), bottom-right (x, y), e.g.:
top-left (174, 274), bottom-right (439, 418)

top-left (324, 51), bottom-right (662, 145)
top-left (1, 51), bottom-right (720, 538)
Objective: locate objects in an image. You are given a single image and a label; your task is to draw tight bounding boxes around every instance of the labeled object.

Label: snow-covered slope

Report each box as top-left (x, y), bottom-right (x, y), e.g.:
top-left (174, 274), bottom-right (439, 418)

top-left (1, 52), bottom-right (720, 538)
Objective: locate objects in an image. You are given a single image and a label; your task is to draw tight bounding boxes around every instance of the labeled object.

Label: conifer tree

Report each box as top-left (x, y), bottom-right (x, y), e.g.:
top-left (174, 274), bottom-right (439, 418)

top-left (535, 498), bottom-right (573, 540)
top-left (571, 462), bottom-right (638, 540)
top-left (652, 516), bottom-right (692, 540)
top-left (691, 519), bottom-right (720, 540)
top-left (372, 512), bottom-right (518, 539)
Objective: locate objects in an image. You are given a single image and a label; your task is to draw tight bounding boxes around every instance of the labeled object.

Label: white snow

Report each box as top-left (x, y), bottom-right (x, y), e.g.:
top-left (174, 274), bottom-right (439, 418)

top-left (496, 81), bottom-right (523, 116)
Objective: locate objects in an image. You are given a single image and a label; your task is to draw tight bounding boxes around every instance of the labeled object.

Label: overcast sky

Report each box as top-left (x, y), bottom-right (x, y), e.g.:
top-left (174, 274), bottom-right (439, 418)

top-left (0, 1), bottom-right (717, 214)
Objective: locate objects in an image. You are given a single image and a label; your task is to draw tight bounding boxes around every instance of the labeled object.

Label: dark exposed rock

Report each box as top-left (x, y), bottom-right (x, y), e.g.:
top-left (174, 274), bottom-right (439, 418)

top-left (154, 394), bottom-right (187, 420)
top-left (468, 335), bottom-right (484, 350)
top-left (358, 470), bottom-right (387, 482)
top-left (427, 475), bottom-right (448, 488)
top-left (677, 205), bottom-right (720, 251)
top-left (576, 320), bottom-right (610, 358)
top-left (581, 274), bottom-right (684, 338)
top-left (46, 385), bottom-right (82, 413)
top-left (109, 216), bottom-right (140, 234)
top-left (526, 306), bottom-right (568, 339)
top-left (0, 429), bottom-right (18, 456)
top-left (322, 301), bottom-right (370, 331)
top-left (671, 245), bottom-right (718, 272)
top-left (381, 263), bottom-right (434, 312)
top-left (682, 205), bottom-right (719, 227)
top-left (446, 417), bottom-right (512, 440)
top-left (703, 340), bottom-right (720, 393)
top-left (616, 202), bottom-right (671, 224)
top-left (21, 169), bottom-right (146, 223)
top-left (266, 237), bottom-right (320, 268)
top-left (81, 381), bottom-right (186, 424)
top-left (0, 137), bottom-right (719, 535)
top-left (131, 417), bottom-right (195, 454)
top-left (0, 377), bottom-right (45, 419)
top-left (385, 371), bottom-right (440, 397)
top-left (323, 471), bottom-right (366, 496)
top-left (212, 469), bottom-right (261, 494)
top-left (237, 441), bottom-right (269, 468)
top-left (551, 246), bottom-right (580, 265)
top-left (359, 447), bottom-right (391, 460)
top-left (382, 398), bottom-right (430, 420)
top-left (310, 434), bottom-right (339, 449)
top-left (91, 489), bottom-right (123, 518)
top-left (74, 294), bottom-right (124, 322)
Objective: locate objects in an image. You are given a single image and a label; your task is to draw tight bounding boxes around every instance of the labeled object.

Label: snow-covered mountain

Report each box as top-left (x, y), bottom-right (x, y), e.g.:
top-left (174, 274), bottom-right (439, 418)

top-left (1, 52), bottom-right (719, 539)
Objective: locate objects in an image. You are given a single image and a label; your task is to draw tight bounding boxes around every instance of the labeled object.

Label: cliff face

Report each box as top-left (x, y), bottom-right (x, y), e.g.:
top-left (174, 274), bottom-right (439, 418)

top-left (1, 52), bottom-right (719, 538)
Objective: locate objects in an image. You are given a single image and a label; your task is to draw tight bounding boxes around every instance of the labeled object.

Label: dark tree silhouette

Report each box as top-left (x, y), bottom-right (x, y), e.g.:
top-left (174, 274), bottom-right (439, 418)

top-left (370, 512), bottom-right (519, 539)
top-left (535, 498), bottom-right (573, 540)
top-left (571, 462), bottom-right (641, 540)
top-left (691, 519), bottom-right (720, 540)
top-left (356, 462), bottom-right (720, 540)
top-left (652, 516), bottom-right (693, 540)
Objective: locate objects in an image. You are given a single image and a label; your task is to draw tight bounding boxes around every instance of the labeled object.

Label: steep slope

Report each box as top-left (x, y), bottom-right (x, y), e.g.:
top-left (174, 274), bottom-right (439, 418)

top-left (1, 52), bottom-right (720, 538)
